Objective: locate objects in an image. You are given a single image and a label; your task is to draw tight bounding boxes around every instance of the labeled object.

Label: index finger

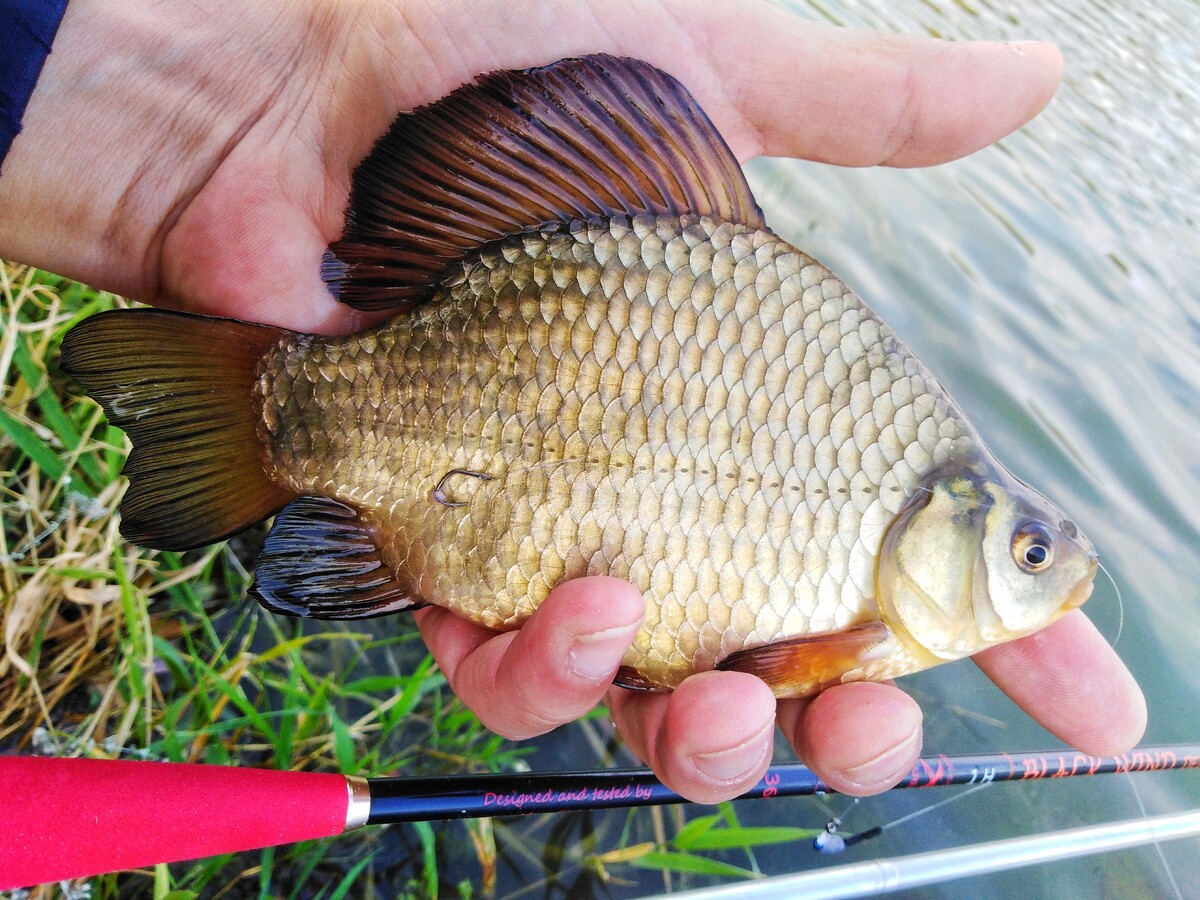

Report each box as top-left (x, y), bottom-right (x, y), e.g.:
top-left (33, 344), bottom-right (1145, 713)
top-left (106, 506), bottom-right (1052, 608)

top-left (973, 610), bottom-right (1146, 756)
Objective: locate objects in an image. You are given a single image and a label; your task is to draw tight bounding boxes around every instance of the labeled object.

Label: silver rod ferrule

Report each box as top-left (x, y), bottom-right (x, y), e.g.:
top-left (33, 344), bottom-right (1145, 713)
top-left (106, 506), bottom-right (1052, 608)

top-left (344, 775), bottom-right (372, 831)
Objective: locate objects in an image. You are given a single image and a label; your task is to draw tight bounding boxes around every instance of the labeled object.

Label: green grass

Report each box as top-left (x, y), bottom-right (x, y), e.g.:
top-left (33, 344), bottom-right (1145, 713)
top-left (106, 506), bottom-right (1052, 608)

top-left (1, 262), bottom-right (820, 898)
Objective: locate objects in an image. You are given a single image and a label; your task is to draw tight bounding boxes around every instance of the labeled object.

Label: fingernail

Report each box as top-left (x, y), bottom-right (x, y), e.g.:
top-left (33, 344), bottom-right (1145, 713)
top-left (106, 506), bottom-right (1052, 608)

top-left (569, 622), bottom-right (641, 682)
top-left (1005, 40), bottom-right (1062, 65)
top-left (694, 719), bottom-right (774, 783)
top-left (843, 722), bottom-right (922, 789)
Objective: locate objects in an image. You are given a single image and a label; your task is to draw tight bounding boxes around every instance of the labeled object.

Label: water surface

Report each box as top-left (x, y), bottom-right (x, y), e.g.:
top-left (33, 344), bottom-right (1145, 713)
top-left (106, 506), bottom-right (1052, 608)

top-left (364, 0), bottom-right (1200, 895)
top-left (732, 0), bottom-right (1200, 895)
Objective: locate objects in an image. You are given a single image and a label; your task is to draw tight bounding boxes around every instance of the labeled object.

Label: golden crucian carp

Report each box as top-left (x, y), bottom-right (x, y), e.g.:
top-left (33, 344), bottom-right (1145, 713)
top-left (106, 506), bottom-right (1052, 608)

top-left (59, 55), bottom-right (1096, 697)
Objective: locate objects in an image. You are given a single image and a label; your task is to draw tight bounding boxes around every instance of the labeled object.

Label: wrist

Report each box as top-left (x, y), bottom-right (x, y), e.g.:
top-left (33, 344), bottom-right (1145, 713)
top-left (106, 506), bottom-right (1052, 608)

top-left (0, 0), bottom-right (71, 172)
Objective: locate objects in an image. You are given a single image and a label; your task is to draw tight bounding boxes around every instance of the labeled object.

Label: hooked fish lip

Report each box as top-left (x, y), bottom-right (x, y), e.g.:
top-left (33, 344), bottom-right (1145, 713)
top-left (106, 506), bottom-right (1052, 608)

top-left (1062, 558), bottom-right (1099, 610)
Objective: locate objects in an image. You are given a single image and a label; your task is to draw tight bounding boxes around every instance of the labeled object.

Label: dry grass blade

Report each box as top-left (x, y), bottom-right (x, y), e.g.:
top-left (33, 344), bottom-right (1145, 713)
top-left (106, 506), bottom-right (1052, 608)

top-left (0, 262), bottom-right (142, 747)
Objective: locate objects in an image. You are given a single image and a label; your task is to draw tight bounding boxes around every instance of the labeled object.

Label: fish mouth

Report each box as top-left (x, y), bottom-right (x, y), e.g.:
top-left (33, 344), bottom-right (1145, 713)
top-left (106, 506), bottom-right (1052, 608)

top-left (1062, 558), bottom-right (1099, 611)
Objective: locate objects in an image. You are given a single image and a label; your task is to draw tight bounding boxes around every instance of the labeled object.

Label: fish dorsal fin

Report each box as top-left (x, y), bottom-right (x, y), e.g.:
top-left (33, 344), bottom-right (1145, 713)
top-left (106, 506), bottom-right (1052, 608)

top-left (250, 497), bottom-right (423, 619)
top-left (328, 54), bottom-right (765, 311)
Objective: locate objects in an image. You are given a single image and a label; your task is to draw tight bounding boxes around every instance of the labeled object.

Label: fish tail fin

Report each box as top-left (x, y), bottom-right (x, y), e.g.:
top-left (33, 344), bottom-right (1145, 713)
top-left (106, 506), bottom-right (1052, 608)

top-left (59, 309), bottom-right (297, 551)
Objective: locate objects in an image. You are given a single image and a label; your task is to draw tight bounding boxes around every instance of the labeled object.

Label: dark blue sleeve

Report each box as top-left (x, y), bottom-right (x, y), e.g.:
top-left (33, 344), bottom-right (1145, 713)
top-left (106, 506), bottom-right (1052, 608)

top-left (0, 0), bottom-right (71, 173)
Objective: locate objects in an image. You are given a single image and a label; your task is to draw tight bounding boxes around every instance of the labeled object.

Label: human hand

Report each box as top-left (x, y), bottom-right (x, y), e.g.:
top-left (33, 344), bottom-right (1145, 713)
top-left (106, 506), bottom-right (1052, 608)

top-left (1, 0), bottom-right (1145, 803)
top-left (417, 579), bottom-right (1142, 803)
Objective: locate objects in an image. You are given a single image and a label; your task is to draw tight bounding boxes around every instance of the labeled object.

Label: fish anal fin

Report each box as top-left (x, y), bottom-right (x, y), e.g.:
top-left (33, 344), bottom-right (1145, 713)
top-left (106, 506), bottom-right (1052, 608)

top-left (613, 665), bottom-right (671, 692)
top-left (716, 622), bottom-right (893, 698)
top-left (329, 54), bottom-right (765, 311)
top-left (250, 497), bottom-right (423, 619)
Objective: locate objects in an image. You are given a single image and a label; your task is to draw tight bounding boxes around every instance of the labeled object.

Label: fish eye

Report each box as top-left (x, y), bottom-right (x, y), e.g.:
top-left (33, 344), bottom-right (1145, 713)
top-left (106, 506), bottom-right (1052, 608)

top-left (1012, 522), bottom-right (1055, 573)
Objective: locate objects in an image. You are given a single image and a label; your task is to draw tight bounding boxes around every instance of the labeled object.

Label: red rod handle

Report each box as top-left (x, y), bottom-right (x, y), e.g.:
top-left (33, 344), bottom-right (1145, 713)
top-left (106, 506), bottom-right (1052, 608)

top-left (0, 756), bottom-right (351, 889)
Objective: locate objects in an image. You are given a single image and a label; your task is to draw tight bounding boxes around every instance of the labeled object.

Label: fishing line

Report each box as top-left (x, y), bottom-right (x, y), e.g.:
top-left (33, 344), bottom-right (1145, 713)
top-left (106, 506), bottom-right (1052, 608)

top-left (814, 780), bottom-right (994, 854)
top-left (1097, 559), bottom-right (1124, 649)
top-left (831, 797), bottom-right (859, 822)
top-left (1126, 770), bottom-right (1183, 900)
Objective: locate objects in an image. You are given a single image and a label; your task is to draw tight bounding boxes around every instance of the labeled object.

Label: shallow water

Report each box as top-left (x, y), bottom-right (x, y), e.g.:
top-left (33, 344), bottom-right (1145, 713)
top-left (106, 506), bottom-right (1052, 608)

top-left (733, 0), bottom-right (1200, 895)
top-left (359, 1), bottom-right (1200, 895)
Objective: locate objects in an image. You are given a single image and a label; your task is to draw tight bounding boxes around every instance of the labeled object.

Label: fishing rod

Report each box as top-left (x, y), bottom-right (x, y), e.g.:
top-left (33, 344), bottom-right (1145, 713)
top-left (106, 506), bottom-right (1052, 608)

top-left (1, 744), bottom-right (1197, 889)
top-left (661, 808), bottom-right (1200, 900)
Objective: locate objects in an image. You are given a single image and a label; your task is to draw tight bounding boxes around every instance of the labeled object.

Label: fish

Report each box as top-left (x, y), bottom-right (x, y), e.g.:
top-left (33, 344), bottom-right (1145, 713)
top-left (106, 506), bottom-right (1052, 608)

top-left (59, 54), bottom-right (1097, 698)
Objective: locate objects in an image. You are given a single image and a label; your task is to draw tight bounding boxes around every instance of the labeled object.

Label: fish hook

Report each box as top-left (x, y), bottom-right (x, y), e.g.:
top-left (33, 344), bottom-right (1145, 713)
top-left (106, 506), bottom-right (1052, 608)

top-left (430, 469), bottom-right (494, 507)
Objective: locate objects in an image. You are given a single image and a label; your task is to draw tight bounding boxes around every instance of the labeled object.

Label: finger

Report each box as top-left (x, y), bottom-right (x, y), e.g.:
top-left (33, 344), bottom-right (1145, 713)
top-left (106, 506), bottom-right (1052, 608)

top-left (414, 576), bottom-right (644, 740)
top-left (973, 610), bottom-right (1147, 756)
top-left (375, 1), bottom-right (1063, 167)
top-left (779, 681), bottom-right (923, 796)
top-left (669, 8), bottom-right (1065, 166)
top-left (607, 670), bottom-right (776, 804)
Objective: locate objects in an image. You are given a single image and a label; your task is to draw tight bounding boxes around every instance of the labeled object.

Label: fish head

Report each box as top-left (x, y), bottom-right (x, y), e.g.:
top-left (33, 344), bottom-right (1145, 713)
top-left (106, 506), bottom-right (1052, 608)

top-left (876, 464), bottom-right (1097, 663)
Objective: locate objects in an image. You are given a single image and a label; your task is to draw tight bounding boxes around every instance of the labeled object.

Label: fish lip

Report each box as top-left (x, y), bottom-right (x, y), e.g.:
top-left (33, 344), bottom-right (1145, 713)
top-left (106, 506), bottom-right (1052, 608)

top-left (1062, 558), bottom-right (1098, 611)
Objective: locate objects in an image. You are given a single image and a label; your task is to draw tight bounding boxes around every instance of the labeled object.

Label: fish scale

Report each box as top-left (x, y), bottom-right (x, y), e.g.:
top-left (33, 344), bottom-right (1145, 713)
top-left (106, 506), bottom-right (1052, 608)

top-left (255, 214), bottom-right (975, 688)
top-left (61, 55), bottom-right (1095, 698)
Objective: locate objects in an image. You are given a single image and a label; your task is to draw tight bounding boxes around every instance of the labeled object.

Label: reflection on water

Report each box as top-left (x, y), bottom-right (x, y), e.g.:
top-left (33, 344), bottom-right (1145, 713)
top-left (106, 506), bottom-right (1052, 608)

top-left (740, 0), bottom-right (1200, 896)
top-left (381, 1), bottom-right (1200, 896)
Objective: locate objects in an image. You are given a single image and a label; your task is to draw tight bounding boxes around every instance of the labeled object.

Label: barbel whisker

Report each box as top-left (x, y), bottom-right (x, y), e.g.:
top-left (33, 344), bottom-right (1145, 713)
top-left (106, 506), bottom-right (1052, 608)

top-left (430, 469), bottom-right (494, 507)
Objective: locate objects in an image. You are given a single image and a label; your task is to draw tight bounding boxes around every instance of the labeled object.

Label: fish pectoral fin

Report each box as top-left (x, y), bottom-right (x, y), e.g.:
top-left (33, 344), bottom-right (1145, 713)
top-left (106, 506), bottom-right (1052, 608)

top-left (613, 665), bottom-right (671, 692)
top-left (249, 497), bottom-right (423, 619)
top-left (715, 622), bottom-right (893, 698)
top-left (328, 54), bottom-right (765, 312)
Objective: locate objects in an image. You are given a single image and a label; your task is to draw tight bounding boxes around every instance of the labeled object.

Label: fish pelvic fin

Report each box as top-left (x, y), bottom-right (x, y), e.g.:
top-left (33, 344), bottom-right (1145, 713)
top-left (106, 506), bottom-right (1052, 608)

top-left (716, 622), bottom-right (894, 698)
top-left (613, 665), bottom-right (671, 692)
top-left (327, 54), bottom-right (765, 311)
top-left (250, 497), bottom-right (423, 618)
top-left (59, 309), bottom-right (296, 551)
